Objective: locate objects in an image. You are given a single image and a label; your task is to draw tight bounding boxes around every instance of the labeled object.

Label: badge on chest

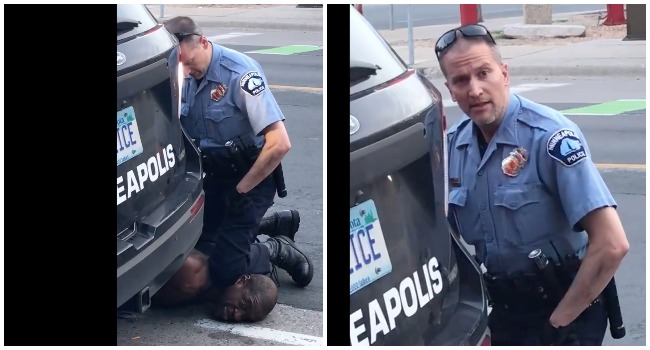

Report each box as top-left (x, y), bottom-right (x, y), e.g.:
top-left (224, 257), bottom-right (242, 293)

top-left (210, 83), bottom-right (228, 102)
top-left (502, 147), bottom-right (528, 177)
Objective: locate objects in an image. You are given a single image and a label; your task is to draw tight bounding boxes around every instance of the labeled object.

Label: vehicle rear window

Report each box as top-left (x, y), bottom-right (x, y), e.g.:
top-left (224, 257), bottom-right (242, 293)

top-left (350, 6), bottom-right (408, 94)
top-left (117, 4), bottom-right (159, 39)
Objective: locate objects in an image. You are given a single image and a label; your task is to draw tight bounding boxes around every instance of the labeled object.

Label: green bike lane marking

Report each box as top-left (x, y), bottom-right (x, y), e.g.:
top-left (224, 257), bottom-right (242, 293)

top-left (245, 45), bottom-right (322, 55)
top-left (562, 99), bottom-right (646, 116)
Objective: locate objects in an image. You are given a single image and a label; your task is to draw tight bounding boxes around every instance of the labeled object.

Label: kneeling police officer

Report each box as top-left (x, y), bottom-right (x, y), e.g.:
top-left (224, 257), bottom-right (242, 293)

top-left (164, 16), bottom-right (313, 290)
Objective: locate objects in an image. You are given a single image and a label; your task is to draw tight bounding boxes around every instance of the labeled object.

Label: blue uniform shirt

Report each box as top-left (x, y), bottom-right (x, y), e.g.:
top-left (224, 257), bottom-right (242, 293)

top-left (180, 43), bottom-right (285, 149)
top-left (447, 93), bottom-right (617, 276)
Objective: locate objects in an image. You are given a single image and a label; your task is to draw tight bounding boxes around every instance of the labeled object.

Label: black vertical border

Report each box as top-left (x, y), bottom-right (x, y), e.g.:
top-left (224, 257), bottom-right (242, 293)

top-left (325, 3), bottom-right (353, 346)
top-left (3, 4), bottom-right (116, 346)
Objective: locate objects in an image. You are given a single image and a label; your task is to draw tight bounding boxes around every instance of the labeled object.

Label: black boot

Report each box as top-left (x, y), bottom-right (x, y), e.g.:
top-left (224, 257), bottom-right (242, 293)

top-left (258, 210), bottom-right (300, 241)
top-left (261, 235), bottom-right (313, 287)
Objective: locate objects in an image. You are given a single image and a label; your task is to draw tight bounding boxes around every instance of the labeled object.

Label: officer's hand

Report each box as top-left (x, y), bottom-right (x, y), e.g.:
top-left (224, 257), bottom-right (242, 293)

top-left (540, 320), bottom-right (579, 345)
top-left (225, 188), bottom-right (252, 214)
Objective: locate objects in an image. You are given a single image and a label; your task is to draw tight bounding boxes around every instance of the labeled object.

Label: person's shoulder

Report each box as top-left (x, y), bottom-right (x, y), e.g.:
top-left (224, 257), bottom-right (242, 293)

top-left (446, 115), bottom-right (471, 137)
top-left (516, 96), bottom-right (590, 167)
top-left (219, 46), bottom-right (261, 75)
top-left (516, 95), bottom-right (578, 132)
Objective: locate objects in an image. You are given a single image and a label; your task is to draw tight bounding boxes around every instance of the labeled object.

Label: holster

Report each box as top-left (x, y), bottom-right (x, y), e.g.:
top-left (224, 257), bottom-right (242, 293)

top-left (201, 144), bottom-right (261, 180)
top-left (484, 256), bottom-right (602, 314)
top-left (484, 272), bottom-right (556, 313)
top-left (201, 147), bottom-right (239, 179)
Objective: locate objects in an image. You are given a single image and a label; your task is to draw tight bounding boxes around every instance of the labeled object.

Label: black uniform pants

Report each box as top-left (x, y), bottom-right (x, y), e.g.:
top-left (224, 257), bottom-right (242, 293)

top-left (195, 173), bottom-right (276, 288)
top-left (488, 298), bottom-right (608, 345)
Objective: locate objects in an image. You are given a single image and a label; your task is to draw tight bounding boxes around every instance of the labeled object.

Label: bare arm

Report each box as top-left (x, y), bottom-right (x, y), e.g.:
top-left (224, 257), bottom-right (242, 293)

top-left (236, 121), bottom-right (291, 193)
top-left (549, 206), bottom-right (629, 327)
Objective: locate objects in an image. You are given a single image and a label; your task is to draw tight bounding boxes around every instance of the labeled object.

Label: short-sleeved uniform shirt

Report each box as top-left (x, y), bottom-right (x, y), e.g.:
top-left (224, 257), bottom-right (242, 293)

top-left (447, 93), bottom-right (616, 276)
top-left (179, 43), bottom-right (285, 149)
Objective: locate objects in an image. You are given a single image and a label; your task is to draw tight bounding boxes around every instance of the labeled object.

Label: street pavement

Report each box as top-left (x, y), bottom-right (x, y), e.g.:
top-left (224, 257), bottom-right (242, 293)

top-left (146, 4), bottom-right (323, 31)
top-left (118, 6), bottom-right (323, 346)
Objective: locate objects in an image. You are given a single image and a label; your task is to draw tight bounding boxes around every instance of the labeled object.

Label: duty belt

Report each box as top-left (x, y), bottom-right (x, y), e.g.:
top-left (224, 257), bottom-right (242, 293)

top-left (483, 272), bottom-right (602, 313)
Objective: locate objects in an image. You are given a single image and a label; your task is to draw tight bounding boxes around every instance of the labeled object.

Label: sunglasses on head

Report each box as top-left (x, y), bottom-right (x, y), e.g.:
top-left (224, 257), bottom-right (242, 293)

top-left (173, 32), bottom-right (202, 42)
top-left (435, 24), bottom-right (496, 60)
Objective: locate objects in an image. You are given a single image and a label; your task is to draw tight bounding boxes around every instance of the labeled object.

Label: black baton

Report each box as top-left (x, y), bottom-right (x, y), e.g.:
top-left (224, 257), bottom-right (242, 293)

top-left (603, 277), bottom-right (626, 339)
top-left (272, 163), bottom-right (287, 198)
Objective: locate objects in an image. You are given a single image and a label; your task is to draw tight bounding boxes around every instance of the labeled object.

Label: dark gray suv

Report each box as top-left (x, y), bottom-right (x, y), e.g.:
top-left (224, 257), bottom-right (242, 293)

top-left (117, 4), bottom-right (205, 312)
top-left (349, 5), bottom-right (490, 346)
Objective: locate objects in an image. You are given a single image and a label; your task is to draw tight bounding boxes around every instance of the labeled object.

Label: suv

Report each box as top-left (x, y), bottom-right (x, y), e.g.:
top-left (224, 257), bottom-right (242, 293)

top-left (349, 5), bottom-right (490, 346)
top-left (117, 4), bottom-right (205, 312)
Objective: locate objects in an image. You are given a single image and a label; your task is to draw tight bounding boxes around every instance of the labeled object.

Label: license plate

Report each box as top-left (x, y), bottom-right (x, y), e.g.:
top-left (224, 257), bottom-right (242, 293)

top-left (117, 106), bottom-right (144, 166)
top-left (350, 199), bottom-right (392, 295)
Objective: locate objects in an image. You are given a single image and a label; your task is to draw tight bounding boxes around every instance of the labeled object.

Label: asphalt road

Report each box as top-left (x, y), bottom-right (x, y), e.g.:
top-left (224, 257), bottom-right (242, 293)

top-left (362, 4), bottom-right (607, 30)
top-left (117, 28), bottom-right (324, 346)
top-left (438, 76), bottom-right (646, 346)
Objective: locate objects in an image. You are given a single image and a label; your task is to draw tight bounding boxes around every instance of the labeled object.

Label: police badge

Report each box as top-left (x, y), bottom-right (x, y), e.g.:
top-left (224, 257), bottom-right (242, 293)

top-left (210, 84), bottom-right (228, 102)
top-left (502, 147), bottom-right (528, 177)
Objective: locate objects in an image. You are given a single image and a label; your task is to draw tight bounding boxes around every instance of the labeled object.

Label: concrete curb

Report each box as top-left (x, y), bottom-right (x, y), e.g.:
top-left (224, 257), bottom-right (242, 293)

top-left (416, 64), bottom-right (646, 79)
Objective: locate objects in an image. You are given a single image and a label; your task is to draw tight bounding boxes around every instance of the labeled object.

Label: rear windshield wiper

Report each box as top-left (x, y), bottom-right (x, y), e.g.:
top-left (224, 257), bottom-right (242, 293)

top-left (117, 17), bottom-right (141, 33)
top-left (350, 60), bottom-right (381, 86)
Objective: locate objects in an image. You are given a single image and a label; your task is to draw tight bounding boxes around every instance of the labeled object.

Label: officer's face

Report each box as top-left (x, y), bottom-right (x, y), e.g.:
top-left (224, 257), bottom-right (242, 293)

top-left (442, 40), bottom-right (510, 126)
top-left (179, 37), bottom-right (211, 79)
top-left (213, 276), bottom-right (265, 323)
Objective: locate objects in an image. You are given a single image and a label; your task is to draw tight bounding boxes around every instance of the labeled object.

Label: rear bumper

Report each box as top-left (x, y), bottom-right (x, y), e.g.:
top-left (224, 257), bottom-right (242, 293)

top-left (117, 192), bottom-right (204, 308)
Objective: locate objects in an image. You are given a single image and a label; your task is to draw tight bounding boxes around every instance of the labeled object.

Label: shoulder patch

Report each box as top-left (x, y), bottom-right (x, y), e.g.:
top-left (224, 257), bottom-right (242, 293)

top-left (240, 71), bottom-right (266, 97)
top-left (546, 128), bottom-right (587, 167)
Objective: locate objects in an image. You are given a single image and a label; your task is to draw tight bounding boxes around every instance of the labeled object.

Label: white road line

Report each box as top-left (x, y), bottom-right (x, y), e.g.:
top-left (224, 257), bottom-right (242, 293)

top-left (195, 319), bottom-right (323, 346)
top-left (207, 32), bottom-right (261, 41)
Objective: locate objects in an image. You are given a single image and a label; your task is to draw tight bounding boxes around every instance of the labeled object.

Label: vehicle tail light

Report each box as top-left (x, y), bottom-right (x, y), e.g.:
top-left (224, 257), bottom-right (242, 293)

top-left (142, 24), bottom-right (163, 36)
top-left (190, 194), bottom-right (205, 219)
top-left (384, 69), bottom-right (416, 89)
top-left (480, 334), bottom-right (491, 346)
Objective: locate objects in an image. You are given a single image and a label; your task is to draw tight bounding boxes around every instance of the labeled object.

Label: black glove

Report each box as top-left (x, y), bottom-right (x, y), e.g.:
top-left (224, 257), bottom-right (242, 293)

top-left (225, 187), bottom-right (252, 214)
top-left (540, 320), bottom-right (579, 346)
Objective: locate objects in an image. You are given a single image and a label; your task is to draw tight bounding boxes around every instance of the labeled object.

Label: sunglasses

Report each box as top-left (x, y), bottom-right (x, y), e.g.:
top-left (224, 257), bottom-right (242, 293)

top-left (435, 24), bottom-right (496, 60)
top-left (173, 32), bottom-right (202, 42)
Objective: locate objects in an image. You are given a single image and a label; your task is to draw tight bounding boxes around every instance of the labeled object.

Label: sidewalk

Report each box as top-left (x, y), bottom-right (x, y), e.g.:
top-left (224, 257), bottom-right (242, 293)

top-left (377, 12), bottom-right (646, 79)
top-left (146, 4), bottom-right (323, 31)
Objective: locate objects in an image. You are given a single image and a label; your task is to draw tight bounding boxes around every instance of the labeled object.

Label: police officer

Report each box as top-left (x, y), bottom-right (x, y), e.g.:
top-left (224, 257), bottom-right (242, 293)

top-left (163, 17), bottom-right (313, 290)
top-left (437, 24), bottom-right (629, 345)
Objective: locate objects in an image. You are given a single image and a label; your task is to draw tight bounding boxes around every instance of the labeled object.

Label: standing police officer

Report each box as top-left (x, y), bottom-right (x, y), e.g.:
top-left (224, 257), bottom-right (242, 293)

top-left (437, 24), bottom-right (629, 345)
top-left (163, 16), bottom-right (313, 290)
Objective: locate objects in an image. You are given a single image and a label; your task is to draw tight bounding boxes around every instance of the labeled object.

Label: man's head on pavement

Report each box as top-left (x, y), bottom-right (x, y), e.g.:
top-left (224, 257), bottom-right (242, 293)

top-left (213, 274), bottom-right (278, 323)
top-left (436, 24), bottom-right (510, 127)
top-left (164, 16), bottom-right (212, 80)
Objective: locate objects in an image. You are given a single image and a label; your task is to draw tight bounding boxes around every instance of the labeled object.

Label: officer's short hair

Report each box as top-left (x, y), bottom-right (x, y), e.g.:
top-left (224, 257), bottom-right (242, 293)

top-left (439, 34), bottom-right (502, 78)
top-left (246, 274), bottom-right (278, 319)
top-left (163, 16), bottom-right (203, 46)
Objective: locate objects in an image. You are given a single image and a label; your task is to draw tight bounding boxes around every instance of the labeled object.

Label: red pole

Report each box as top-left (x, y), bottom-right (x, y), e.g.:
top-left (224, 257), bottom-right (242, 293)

top-left (603, 4), bottom-right (626, 25)
top-left (460, 4), bottom-right (479, 26)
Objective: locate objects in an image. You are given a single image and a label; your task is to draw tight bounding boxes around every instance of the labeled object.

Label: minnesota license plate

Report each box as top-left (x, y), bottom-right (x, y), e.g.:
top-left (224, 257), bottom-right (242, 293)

top-left (350, 199), bottom-right (392, 295)
top-left (117, 106), bottom-right (143, 166)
